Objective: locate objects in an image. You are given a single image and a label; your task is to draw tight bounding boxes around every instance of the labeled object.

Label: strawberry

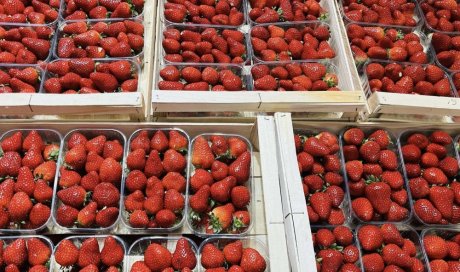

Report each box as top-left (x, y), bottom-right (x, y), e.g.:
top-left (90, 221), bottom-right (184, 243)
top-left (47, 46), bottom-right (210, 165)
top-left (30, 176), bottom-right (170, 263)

top-left (155, 209), bottom-right (176, 227)
top-left (100, 236), bottom-right (124, 267)
top-left (343, 128), bottom-right (364, 145)
top-left (92, 182), bottom-right (120, 208)
top-left (362, 253), bottom-right (385, 272)
top-left (27, 238), bottom-right (51, 266)
top-left (172, 238), bottom-right (197, 270)
top-left (230, 185), bottom-right (250, 209)
top-left (15, 166), bottom-right (36, 196)
top-left (380, 223), bottom-right (404, 247)
top-left (365, 181), bottom-right (392, 215)
top-left (382, 244), bottom-right (413, 268)
top-left (254, 75), bottom-right (277, 90)
top-left (423, 167), bottom-right (448, 185)
top-left (58, 185), bottom-right (87, 208)
top-left (430, 186), bottom-right (454, 220)
top-left (55, 204), bottom-right (79, 227)
top-left (99, 157), bottom-right (122, 185)
top-left (303, 137), bottom-right (329, 157)
top-left (78, 238), bottom-right (100, 267)
top-left (345, 160), bottom-right (363, 181)
top-left (351, 197), bottom-right (373, 222)
top-left (3, 238), bottom-right (27, 266)
top-left (95, 207), bottom-right (119, 227)
top-left (228, 151), bottom-right (250, 184)
top-left (77, 201), bottom-right (97, 227)
top-left (28, 203), bottom-right (50, 227)
top-left (316, 229), bottom-right (336, 248)
top-left (209, 203), bottom-right (235, 233)
top-left (126, 149), bottom-right (146, 171)
top-left (164, 189), bottom-right (184, 212)
top-left (379, 150), bottom-right (398, 170)
top-left (358, 224), bottom-right (383, 251)
top-left (201, 243), bottom-right (225, 269)
top-left (192, 136), bottom-right (214, 169)
top-left (144, 243), bottom-right (172, 271)
top-left (414, 199), bottom-right (442, 224)
top-left (55, 239), bottom-right (79, 267)
top-left (310, 192), bottom-right (332, 221)
top-left (240, 248), bottom-right (267, 272)
top-left (360, 141), bottom-right (381, 163)
top-left (7, 191), bottom-right (32, 222)
top-left (1, 131), bottom-right (22, 152)
top-left (423, 235), bottom-right (448, 259)
top-left (190, 184), bottom-right (210, 213)
top-left (162, 172), bottom-right (186, 193)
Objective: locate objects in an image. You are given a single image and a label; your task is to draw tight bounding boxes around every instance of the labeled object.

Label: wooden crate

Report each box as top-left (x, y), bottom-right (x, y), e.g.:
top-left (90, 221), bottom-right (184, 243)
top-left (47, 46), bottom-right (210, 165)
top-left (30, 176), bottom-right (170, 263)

top-left (151, 0), bottom-right (366, 117)
top-left (0, 116), bottom-right (290, 271)
top-left (0, 2), bottom-right (156, 121)
top-left (274, 112), bottom-right (460, 272)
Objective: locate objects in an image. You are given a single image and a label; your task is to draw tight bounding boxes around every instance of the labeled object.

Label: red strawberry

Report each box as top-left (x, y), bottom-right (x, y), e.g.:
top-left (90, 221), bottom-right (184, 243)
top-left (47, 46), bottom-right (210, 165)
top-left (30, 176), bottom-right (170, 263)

top-left (358, 224), bottom-right (383, 251)
top-left (381, 223), bottom-right (404, 246)
top-left (201, 243), bottom-right (225, 269)
top-left (27, 238), bottom-right (51, 266)
top-left (423, 235), bottom-right (448, 259)
top-left (58, 185), bottom-right (87, 208)
top-left (228, 151), bottom-right (250, 184)
top-left (430, 186), bottom-right (454, 220)
top-left (240, 248), bottom-right (267, 272)
top-left (95, 207), bottom-right (119, 227)
top-left (192, 136), bottom-right (214, 169)
top-left (362, 253), bottom-right (385, 272)
top-left (78, 238), bottom-right (100, 268)
top-left (310, 192), bottom-right (332, 220)
top-left (346, 160), bottom-right (363, 181)
top-left (3, 238), bottom-right (27, 266)
top-left (352, 197), bottom-right (373, 222)
top-left (55, 239), bottom-right (79, 267)
top-left (414, 199), bottom-right (442, 224)
top-left (317, 249), bottom-right (343, 272)
top-left (365, 181), bottom-right (392, 214)
top-left (172, 238), bottom-right (197, 270)
top-left (100, 236), bottom-right (124, 267)
top-left (209, 203), bottom-right (235, 233)
top-left (8, 192), bottom-right (32, 222)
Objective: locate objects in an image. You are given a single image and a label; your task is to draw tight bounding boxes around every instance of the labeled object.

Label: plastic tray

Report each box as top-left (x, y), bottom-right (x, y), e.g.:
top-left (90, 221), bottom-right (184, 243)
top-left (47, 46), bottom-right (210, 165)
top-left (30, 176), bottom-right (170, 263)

top-left (127, 236), bottom-right (199, 271)
top-left (198, 236), bottom-right (270, 271)
top-left (398, 129), bottom-right (458, 226)
top-left (249, 21), bottom-right (336, 64)
top-left (294, 128), bottom-right (351, 226)
top-left (0, 235), bottom-right (54, 271)
top-left (0, 2), bottom-right (61, 26)
top-left (54, 18), bottom-right (145, 60)
top-left (420, 228), bottom-right (460, 265)
top-left (345, 22), bottom-right (433, 64)
top-left (426, 32), bottom-right (460, 73)
top-left (339, 0), bottom-right (423, 31)
top-left (159, 0), bottom-right (247, 27)
top-left (156, 63), bottom-right (251, 91)
top-left (310, 226), bottom-right (362, 271)
top-left (355, 224), bottom-right (429, 271)
top-left (59, 0), bottom-right (145, 21)
top-left (0, 128), bottom-right (62, 234)
top-left (418, 0), bottom-right (460, 36)
top-left (360, 60), bottom-right (458, 99)
top-left (250, 61), bottom-right (339, 91)
top-left (0, 64), bottom-right (45, 93)
top-left (41, 58), bottom-right (141, 93)
top-left (52, 235), bottom-right (127, 271)
top-left (52, 128), bottom-right (127, 233)
top-left (121, 128), bottom-right (191, 232)
top-left (187, 133), bottom-right (254, 236)
top-left (161, 23), bottom-right (251, 66)
top-left (246, 0), bottom-right (330, 25)
top-left (0, 23), bottom-right (56, 64)
top-left (339, 127), bottom-right (413, 224)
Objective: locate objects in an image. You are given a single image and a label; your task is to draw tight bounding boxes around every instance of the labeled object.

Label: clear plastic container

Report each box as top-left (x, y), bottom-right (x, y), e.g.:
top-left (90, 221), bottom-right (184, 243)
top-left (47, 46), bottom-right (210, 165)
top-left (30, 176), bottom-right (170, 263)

top-left (249, 21), bottom-right (337, 64)
top-left (0, 2), bottom-right (61, 26)
top-left (159, 0), bottom-right (247, 27)
top-left (187, 133), bottom-right (254, 237)
top-left (59, 0), bottom-right (145, 21)
top-left (420, 228), bottom-right (460, 266)
top-left (339, 0), bottom-right (423, 31)
top-left (246, 0), bottom-right (330, 25)
top-left (52, 128), bottom-right (127, 233)
top-left (54, 18), bottom-right (145, 60)
top-left (426, 32), bottom-right (460, 73)
top-left (294, 128), bottom-right (351, 227)
top-left (0, 128), bottom-right (62, 234)
top-left (0, 235), bottom-right (54, 271)
top-left (310, 226), bottom-right (363, 272)
top-left (0, 64), bottom-right (45, 93)
top-left (418, 0), bottom-right (460, 36)
top-left (121, 128), bottom-right (191, 232)
top-left (127, 236), bottom-right (199, 271)
top-left (52, 235), bottom-right (127, 271)
top-left (0, 23), bottom-right (56, 64)
top-left (398, 129), bottom-right (458, 227)
top-left (250, 60), bottom-right (339, 91)
top-left (345, 22), bottom-right (433, 64)
top-left (198, 236), bottom-right (270, 271)
top-left (361, 60), bottom-right (458, 99)
top-left (161, 23), bottom-right (251, 65)
top-left (355, 224), bottom-right (429, 271)
top-left (156, 63), bottom-right (251, 91)
top-left (41, 58), bottom-right (141, 93)
top-left (339, 127), bottom-right (413, 224)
